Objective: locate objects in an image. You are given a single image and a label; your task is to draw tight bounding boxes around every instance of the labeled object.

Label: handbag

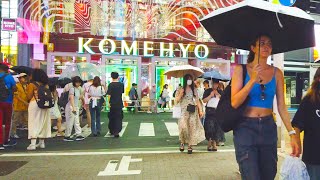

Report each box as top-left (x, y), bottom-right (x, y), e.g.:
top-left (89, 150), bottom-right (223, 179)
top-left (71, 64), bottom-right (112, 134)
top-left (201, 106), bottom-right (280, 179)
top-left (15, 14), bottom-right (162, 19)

top-left (187, 104), bottom-right (196, 113)
top-left (216, 64), bottom-right (248, 132)
top-left (172, 105), bottom-right (182, 118)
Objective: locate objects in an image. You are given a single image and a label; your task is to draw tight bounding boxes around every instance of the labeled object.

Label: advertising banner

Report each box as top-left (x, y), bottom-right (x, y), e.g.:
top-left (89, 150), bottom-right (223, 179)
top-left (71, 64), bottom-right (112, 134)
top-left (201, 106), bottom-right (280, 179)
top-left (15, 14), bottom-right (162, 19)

top-left (1, 18), bottom-right (17, 31)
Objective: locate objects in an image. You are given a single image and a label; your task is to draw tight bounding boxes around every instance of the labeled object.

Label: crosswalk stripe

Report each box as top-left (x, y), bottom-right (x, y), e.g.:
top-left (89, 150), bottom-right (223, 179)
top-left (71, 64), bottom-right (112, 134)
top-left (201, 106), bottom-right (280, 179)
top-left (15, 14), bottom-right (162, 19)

top-left (105, 122), bottom-right (128, 137)
top-left (165, 122), bottom-right (179, 136)
top-left (70, 122), bottom-right (105, 138)
top-left (138, 123), bottom-right (155, 137)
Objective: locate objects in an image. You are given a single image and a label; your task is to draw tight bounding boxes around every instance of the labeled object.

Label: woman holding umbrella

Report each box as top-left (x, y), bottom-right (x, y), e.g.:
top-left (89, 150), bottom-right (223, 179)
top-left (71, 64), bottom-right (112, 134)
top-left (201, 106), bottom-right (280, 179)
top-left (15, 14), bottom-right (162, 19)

top-left (231, 35), bottom-right (300, 179)
top-left (175, 74), bottom-right (205, 154)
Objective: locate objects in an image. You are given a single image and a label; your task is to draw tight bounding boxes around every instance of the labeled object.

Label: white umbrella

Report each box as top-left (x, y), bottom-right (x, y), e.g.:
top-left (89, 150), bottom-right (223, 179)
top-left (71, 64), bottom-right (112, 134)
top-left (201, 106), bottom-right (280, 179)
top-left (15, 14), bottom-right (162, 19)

top-left (164, 65), bottom-right (204, 78)
top-left (59, 62), bottom-right (101, 81)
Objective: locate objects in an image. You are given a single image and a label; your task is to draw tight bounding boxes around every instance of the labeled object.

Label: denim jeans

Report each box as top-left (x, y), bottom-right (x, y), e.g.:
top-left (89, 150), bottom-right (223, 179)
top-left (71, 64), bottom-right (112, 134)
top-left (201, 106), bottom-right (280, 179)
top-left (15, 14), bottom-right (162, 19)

top-left (233, 115), bottom-right (278, 180)
top-left (306, 164), bottom-right (320, 180)
top-left (89, 99), bottom-right (102, 135)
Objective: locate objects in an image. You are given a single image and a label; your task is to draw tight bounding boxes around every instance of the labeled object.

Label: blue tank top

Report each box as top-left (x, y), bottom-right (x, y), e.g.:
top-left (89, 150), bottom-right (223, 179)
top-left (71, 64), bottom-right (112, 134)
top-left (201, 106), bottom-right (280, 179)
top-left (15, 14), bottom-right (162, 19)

top-left (244, 68), bottom-right (276, 109)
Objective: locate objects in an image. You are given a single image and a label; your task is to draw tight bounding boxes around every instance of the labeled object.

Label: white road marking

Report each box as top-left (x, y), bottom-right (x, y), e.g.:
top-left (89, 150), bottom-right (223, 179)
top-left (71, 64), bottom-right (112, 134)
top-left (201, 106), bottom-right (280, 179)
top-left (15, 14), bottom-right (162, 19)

top-left (138, 123), bottom-right (155, 137)
top-left (105, 122), bottom-right (128, 137)
top-left (0, 149), bottom-right (237, 157)
top-left (71, 122), bottom-right (104, 138)
top-left (98, 156), bottom-right (142, 176)
top-left (165, 122), bottom-right (179, 136)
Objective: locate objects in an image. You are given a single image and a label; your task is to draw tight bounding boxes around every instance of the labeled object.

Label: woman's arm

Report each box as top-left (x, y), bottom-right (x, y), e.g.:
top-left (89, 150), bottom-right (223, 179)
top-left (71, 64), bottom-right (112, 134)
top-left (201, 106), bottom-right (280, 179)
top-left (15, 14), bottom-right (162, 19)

top-left (275, 68), bottom-right (300, 156)
top-left (69, 88), bottom-right (76, 111)
top-left (231, 65), bottom-right (257, 109)
top-left (175, 89), bottom-right (184, 104)
top-left (26, 83), bottom-right (35, 101)
top-left (202, 90), bottom-right (214, 103)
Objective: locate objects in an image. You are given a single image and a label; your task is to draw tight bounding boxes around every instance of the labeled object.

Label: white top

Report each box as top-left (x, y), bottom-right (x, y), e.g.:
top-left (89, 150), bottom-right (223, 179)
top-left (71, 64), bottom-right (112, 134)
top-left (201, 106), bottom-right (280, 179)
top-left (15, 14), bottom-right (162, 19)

top-left (83, 81), bottom-right (92, 104)
top-left (162, 89), bottom-right (169, 98)
top-left (88, 85), bottom-right (105, 98)
top-left (88, 85), bottom-right (106, 108)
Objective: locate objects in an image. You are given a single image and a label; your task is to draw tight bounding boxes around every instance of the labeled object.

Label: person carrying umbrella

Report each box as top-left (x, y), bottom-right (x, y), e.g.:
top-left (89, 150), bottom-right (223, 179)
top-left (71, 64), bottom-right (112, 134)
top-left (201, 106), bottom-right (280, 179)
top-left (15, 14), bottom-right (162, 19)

top-left (175, 74), bottom-right (205, 154)
top-left (200, 1), bottom-right (314, 179)
top-left (230, 35), bottom-right (300, 179)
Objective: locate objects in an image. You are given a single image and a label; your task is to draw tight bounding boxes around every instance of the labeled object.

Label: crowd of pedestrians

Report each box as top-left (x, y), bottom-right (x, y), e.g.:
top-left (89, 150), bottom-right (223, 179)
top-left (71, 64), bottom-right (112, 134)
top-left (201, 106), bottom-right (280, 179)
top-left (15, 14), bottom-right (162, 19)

top-left (0, 63), bottom-right (126, 150)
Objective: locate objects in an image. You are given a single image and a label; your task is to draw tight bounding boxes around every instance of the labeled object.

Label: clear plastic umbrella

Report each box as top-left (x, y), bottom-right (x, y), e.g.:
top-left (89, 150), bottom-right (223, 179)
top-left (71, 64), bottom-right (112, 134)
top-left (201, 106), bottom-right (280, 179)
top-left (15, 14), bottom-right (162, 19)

top-left (59, 62), bottom-right (101, 81)
top-left (201, 70), bottom-right (231, 82)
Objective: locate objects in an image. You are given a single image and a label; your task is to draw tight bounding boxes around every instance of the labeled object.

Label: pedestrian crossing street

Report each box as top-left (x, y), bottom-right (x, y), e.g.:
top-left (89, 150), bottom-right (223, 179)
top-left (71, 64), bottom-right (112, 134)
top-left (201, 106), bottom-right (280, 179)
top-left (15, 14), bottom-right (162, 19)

top-left (52, 122), bottom-right (180, 138)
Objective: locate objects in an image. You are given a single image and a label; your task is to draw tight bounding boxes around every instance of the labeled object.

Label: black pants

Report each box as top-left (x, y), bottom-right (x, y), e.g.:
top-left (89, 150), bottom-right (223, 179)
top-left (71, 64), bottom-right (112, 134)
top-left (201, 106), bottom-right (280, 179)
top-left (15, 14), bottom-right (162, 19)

top-left (127, 100), bottom-right (141, 112)
top-left (108, 107), bottom-right (123, 135)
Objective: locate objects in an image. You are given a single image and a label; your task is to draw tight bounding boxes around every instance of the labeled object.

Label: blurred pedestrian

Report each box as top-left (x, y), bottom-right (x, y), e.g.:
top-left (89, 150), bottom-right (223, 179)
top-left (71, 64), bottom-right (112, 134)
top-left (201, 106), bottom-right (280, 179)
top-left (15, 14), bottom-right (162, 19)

top-left (147, 84), bottom-right (157, 113)
top-left (64, 76), bottom-right (85, 142)
top-left (159, 84), bottom-right (169, 112)
top-left (26, 69), bottom-right (51, 150)
top-left (83, 76), bottom-right (93, 129)
top-left (128, 83), bottom-right (140, 112)
top-left (292, 67), bottom-right (320, 180)
top-left (202, 79), bottom-right (221, 151)
top-left (49, 84), bottom-right (64, 137)
top-left (175, 74), bottom-right (205, 154)
top-left (11, 73), bottom-right (29, 139)
top-left (0, 63), bottom-right (17, 149)
top-left (88, 76), bottom-right (105, 136)
top-left (107, 72), bottom-right (124, 138)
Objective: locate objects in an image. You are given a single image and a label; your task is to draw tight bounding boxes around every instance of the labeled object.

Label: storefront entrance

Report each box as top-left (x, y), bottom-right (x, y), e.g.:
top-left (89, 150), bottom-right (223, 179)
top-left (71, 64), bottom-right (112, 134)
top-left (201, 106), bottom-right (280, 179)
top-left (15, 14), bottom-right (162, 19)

top-left (46, 52), bottom-right (91, 76)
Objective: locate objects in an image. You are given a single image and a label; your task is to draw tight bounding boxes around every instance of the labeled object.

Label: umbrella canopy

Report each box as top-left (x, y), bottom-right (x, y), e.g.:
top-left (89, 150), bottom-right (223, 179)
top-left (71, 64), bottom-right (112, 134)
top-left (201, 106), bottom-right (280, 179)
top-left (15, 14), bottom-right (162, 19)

top-left (164, 65), bottom-right (204, 78)
top-left (200, 0), bottom-right (315, 54)
top-left (201, 70), bottom-right (231, 82)
top-left (48, 77), bottom-right (59, 86)
top-left (59, 62), bottom-right (101, 81)
top-left (10, 66), bottom-right (33, 75)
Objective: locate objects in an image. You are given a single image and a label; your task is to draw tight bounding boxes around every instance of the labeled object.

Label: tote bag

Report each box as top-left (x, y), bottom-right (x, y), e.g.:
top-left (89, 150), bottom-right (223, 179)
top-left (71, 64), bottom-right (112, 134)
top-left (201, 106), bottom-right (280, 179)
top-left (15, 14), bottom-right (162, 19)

top-left (172, 105), bottom-right (182, 118)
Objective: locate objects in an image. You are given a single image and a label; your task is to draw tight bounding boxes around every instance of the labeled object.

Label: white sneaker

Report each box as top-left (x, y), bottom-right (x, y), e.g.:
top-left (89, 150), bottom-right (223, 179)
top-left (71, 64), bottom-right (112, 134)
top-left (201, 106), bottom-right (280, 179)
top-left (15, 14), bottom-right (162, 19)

top-left (147, 111), bottom-right (152, 114)
top-left (36, 143), bottom-right (45, 149)
top-left (12, 134), bottom-right (20, 139)
top-left (27, 144), bottom-right (36, 150)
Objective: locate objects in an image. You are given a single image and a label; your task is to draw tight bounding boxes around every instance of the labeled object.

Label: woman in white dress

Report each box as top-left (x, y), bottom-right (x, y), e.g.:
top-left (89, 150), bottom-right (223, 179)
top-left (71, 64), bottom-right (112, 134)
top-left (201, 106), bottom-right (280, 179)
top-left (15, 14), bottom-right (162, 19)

top-left (26, 69), bottom-right (51, 150)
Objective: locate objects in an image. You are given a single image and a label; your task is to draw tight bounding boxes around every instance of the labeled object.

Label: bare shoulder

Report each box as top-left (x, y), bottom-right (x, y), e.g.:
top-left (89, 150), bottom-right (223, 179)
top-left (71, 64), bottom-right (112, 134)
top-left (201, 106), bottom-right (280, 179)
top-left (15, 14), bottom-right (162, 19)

top-left (273, 67), bottom-right (284, 78)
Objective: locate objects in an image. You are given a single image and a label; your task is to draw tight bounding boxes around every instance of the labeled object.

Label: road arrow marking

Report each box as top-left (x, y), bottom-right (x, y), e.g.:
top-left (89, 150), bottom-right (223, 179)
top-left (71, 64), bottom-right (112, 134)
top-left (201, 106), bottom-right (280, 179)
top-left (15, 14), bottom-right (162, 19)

top-left (98, 156), bottom-right (142, 176)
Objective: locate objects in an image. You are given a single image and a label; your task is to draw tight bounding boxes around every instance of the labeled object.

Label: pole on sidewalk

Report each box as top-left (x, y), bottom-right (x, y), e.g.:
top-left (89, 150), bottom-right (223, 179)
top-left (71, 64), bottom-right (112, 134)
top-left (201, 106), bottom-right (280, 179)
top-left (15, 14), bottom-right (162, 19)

top-left (272, 53), bottom-right (286, 152)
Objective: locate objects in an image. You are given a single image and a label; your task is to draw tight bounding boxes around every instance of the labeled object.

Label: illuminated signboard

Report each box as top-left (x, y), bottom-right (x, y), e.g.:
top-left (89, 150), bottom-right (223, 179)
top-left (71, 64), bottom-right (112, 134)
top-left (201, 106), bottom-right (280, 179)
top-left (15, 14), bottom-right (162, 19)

top-left (1, 18), bottom-right (17, 31)
top-left (78, 37), bottom-right (209, 59)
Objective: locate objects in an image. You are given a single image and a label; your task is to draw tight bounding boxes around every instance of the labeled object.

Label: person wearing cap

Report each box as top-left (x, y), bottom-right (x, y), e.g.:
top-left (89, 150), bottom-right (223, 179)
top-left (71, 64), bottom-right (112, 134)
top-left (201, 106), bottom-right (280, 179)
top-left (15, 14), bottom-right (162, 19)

top-left (11, 73), bottom-right (29, 139)
top-left (82, 76), bottom-right (94, 129)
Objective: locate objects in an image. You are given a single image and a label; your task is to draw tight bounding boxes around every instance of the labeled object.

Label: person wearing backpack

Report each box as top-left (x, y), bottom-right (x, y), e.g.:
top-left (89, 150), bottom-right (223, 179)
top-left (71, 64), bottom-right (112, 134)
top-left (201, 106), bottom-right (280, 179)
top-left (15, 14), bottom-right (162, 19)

top-left (82, 76), bottom-right (93, 129)
top-left (88, 76), bottom-right (105, 137)
top-left (64, 76), bottom-right (85, 142)
top-left (230, 35), bottom-right (300, 179)
top-left (26, 69), bottom-right (51, 150)
top-left (0, 63), bottom-right (17, 149)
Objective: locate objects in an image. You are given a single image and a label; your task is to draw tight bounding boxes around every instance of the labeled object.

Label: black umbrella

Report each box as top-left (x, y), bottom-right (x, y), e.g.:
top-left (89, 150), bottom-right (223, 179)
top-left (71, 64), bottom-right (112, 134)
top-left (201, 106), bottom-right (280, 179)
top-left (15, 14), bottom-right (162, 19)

top-left (58, 77), bottom-right (72, 87)
top-left (200, 0), bottom-right (315, 54)
top-left (48, 77), bottom-right (59, 86)
top-left (10, 66), bottom-right (33, 75)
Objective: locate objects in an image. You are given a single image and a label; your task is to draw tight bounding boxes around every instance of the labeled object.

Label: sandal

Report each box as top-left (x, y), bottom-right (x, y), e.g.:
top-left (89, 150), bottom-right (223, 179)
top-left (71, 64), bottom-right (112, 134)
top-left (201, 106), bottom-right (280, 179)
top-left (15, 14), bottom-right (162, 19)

top-left (187, 146), bottom-right (193, 154)
top-left (207, 146), bottom-right (213, 151)
top-left (179, 144), bottom-right (184, 152)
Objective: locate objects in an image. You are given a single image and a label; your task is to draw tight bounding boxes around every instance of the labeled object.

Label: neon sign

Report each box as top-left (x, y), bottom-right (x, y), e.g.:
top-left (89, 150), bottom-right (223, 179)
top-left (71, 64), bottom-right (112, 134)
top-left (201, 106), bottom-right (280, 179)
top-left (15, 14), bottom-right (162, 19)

top-left (78, 37), bottom-right (209, 59)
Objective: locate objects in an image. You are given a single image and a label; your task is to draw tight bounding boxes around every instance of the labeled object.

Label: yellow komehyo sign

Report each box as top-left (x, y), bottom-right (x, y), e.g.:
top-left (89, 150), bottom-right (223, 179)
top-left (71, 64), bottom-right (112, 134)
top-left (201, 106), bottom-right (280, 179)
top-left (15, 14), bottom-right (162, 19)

top-left (78, 37), bottom-right (209, 59)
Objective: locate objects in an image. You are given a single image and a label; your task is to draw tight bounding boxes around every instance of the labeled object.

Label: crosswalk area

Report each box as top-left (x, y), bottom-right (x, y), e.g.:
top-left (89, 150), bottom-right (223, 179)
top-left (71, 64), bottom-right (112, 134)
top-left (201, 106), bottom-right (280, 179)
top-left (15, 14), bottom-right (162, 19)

top-left (51, 121), bottom-right (180, 138)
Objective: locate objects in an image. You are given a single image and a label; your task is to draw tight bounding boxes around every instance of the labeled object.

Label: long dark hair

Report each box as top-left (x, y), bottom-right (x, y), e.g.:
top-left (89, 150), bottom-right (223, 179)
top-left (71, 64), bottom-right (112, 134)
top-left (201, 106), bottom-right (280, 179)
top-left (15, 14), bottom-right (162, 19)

top-left (92, 76), bottom-right (101, 87)
top-left (306, 67), bottom-right (320, 103)
top-left (183, 74), bottom-right (196, 97)
top-left (247, 34), bottom-right (272, 63)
